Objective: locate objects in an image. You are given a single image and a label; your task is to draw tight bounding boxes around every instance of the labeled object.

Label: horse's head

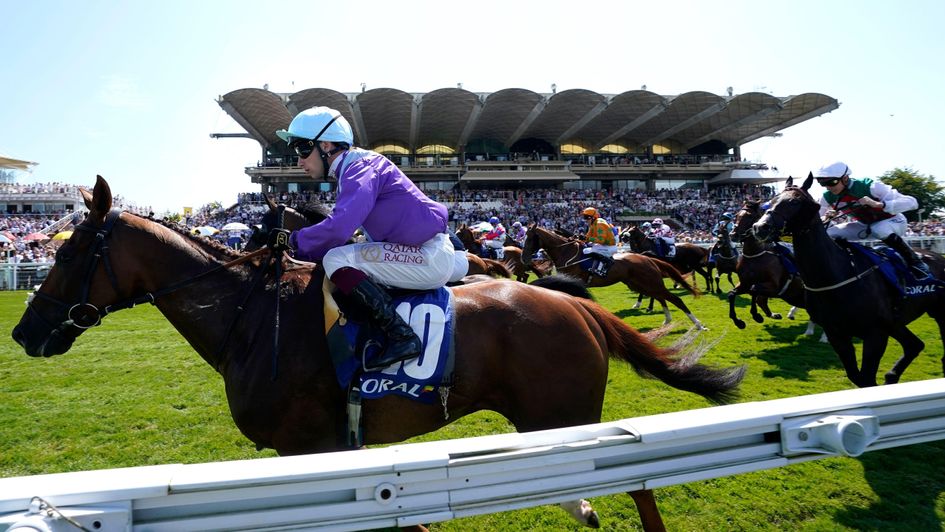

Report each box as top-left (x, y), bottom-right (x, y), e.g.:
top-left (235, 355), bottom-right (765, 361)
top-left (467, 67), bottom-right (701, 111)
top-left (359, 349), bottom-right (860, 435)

top-left (13, 176), bottom-right (125, 356)
top-left (521, 224), bottom-right (540, 263)
top-left (455, 225), bottom-right (480, 253)
top-left (245, 196), bottom-right (329, 251)
top-left (752, 173), bottom-right (820, 243)
top-left (731, 200), bottom-right (764, 243)
top-left (622, 225), bottom-right (645, 250)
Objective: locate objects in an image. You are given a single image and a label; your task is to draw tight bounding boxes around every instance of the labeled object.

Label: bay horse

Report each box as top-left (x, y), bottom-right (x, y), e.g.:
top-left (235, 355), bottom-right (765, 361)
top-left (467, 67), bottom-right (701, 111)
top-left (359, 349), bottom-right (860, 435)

top-left (621, 225), bottom-right (714, 293)
top-left (728, 200), bottom-right (812, 333)
top-left (11, 177), bottom-right (745, 529)
top-left (709, 227), bottom-right (739, 293)
top-left (455, 225), bottom-right (549, 282)
top-left (521, 224), bottom-right (708, 330)
top-left (751, 174), bottom-right (945, 387)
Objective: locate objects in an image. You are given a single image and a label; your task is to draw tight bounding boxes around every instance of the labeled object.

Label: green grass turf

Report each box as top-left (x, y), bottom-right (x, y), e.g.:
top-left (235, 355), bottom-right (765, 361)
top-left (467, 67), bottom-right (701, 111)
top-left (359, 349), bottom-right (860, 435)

top-left (1, 280), bottom-right (943, 531)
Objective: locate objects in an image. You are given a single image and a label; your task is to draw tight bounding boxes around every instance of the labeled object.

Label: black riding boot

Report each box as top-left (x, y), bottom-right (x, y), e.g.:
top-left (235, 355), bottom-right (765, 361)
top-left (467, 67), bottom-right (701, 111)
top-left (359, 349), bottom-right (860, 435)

top-left (882, 234), bottom-right (931, 277)
top-left (349, 278), bottom-right (422, 369)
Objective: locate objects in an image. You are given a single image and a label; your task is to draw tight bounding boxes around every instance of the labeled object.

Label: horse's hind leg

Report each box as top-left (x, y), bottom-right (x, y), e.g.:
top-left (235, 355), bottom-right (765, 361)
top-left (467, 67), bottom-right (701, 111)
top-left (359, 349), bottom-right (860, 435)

top-left (664, 292), bottom-right (706, 330)
top-left (632, 292), bottom-right (644, 310)
top-left (756, 297), bottom-right (783, 320)
top-left (885, 325), bottom-right (925, 384)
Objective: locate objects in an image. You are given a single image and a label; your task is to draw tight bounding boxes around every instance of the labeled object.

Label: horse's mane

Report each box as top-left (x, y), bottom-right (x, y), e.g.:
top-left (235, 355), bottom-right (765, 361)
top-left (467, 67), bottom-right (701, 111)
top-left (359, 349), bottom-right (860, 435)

top-left (293, 203), bottom-right (331, 225)
top-left (140, 214), bottom-right (243, 260)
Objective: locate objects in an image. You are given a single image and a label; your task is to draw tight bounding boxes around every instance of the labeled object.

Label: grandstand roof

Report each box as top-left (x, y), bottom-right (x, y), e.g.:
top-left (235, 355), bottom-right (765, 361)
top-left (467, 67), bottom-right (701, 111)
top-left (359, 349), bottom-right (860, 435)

top-left (218, 87), bottom-right (839, 153)
top-left (0, 155), bottom-right (38, 171)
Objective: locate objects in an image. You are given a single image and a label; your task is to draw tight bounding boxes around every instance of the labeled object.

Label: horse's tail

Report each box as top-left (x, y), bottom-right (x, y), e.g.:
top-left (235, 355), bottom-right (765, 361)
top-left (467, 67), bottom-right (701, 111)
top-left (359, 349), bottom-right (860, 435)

top-left (481, 258), bottom-right (512, 278)
top-left (654, 259), bottom-right (701, 297)
top-left (578, 299), bottom-right (744, 404)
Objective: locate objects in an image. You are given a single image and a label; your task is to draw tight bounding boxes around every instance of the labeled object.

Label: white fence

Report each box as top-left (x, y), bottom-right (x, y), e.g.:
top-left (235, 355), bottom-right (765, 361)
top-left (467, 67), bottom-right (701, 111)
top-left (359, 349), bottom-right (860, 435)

top-left (0, 264), bottom-right (51, 291)
top-left (2, 379), bottom-right (944, 531)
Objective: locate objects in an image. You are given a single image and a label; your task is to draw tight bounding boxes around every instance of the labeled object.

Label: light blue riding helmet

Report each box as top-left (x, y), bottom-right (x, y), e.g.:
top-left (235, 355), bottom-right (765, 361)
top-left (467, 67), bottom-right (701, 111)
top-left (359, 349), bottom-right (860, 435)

top-left (276, 106), bottom-right (354, 145)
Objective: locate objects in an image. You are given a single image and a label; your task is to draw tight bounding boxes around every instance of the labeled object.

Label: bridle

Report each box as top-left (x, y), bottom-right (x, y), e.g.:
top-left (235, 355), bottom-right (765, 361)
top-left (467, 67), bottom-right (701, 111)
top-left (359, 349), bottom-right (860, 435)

top-left (28, 208), bottom-right (270, 341)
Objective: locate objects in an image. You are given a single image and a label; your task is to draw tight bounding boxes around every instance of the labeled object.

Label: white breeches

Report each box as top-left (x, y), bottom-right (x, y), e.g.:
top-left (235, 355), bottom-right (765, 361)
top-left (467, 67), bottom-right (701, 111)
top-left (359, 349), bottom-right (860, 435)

top-left (582, 244), bottom-right (618, 257)
top-left (322, 232), bottom-right (456, 289)
top-left (827, 214), bottom-right (907, 240)
top-left (482, 239), bottom-right (504, 258)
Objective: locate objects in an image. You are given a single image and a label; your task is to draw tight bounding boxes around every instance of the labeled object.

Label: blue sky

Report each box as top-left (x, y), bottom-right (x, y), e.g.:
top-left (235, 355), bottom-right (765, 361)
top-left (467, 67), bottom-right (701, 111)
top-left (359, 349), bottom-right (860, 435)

top-left (2, 0), bottom-right (944, 213)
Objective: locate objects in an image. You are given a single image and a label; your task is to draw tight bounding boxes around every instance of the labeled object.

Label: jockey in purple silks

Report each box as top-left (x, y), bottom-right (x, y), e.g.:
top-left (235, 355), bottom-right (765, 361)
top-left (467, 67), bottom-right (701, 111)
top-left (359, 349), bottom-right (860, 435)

top-left (273, 106), bottom-right (467, 370)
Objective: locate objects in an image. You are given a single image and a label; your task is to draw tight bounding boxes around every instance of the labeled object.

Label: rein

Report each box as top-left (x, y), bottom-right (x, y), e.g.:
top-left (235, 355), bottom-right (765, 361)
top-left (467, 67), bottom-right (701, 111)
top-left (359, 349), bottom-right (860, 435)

top-left (804, 265), bottom-right (879, 292)
top-left (540, 230), bottom-right (589, 268)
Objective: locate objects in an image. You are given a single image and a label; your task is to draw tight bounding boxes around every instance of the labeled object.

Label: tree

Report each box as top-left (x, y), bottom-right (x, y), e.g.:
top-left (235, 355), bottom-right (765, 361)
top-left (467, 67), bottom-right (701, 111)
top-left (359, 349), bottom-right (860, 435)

top-left (877, 167), bottom-right (945, 222)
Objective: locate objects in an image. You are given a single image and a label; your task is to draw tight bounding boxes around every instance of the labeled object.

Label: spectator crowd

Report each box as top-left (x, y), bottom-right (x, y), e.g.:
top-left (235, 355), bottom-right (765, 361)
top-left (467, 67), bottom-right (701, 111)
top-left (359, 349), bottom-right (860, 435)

top-left (4, 181), bottom-right (945, 264)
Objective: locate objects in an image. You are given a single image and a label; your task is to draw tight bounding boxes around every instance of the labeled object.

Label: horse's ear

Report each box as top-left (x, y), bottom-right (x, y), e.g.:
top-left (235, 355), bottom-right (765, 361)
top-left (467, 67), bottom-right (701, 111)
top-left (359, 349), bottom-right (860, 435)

top-left (83, 175), bottom-right (112, 217)
top-left (264, 194), bottom-right (278, 210)
top-left (785, 175), bottom-right (793, 188)
top-left (801, 172), bottom-right (814, 191)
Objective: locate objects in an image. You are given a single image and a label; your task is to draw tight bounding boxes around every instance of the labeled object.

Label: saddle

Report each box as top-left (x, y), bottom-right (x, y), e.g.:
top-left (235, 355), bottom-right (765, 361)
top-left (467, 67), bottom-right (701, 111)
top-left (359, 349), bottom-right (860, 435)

top-left (772, 242), bottom-right (799, 275)
top-left (584, 252), bottom-right (614, 278)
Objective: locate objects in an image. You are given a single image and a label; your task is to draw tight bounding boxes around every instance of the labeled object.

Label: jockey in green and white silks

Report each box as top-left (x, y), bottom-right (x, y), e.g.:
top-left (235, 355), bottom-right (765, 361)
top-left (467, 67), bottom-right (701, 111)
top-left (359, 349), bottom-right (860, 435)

top-left (815, 161), bottom-right (929, 276)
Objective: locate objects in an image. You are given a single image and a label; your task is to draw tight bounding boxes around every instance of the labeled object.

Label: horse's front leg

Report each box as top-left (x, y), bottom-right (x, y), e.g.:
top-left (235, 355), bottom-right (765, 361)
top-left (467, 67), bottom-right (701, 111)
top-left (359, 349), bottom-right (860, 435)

top-left (885, 325), bottom-right (925, 384)
top-left (728, 287), bottom-right (746, 329)
top-left (858, 332), bottom-right (889, 387)
top-left (826, 332), bottom-right (867, 387)
top-left (632, 292), bottom-right (644, 310)
top-left (749, 293), bottom-right (765, 324)
top-left (559, 499), bottom-right (600, 528)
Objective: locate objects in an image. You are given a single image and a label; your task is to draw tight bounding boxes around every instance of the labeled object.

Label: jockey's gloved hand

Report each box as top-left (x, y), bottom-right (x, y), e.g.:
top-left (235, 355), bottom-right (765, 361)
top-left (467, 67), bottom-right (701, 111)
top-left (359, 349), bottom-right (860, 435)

top-left (267, 228), bottom-right (292, 252)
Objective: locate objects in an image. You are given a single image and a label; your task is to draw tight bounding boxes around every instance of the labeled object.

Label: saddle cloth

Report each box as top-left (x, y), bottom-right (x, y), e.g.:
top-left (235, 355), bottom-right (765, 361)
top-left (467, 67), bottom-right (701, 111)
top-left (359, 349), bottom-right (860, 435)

top-left (322, 277), bottom-right (455, 404)
top-left (844, 241), bottom-right (943, 297)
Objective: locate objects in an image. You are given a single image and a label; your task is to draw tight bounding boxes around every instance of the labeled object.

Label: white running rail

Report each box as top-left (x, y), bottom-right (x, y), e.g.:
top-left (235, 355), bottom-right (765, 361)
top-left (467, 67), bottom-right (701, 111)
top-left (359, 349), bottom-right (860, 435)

top-left (2, 379), bottom-right (944, 531)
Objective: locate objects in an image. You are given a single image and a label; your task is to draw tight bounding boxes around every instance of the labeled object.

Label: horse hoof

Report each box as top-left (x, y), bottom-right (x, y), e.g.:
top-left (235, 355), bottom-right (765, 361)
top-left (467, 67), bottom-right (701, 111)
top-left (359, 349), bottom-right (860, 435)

top-left (734, 320), bottom-right (746, 329)
top-left (884, 372), bottom-right (901, 385)
top-left (752, 315), bottom-right (764, 324)
top-left (771, 313), bottom-right (782, 320)
top-left (587, 511), bottom-right (600, 529)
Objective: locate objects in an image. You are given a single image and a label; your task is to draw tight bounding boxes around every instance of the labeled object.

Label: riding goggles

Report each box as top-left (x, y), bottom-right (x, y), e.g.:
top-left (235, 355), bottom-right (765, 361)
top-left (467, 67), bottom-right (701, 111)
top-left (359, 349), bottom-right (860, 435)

top-left (292, 140), bottom-right (318, 160)
top-left (817, 178), bottom-right (841, 187)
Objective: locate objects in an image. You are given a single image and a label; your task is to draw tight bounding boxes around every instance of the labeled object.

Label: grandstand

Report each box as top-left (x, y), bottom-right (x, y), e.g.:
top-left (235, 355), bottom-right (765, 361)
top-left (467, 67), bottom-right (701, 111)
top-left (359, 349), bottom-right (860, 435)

top-left (216, 86), bottom-right (839, 196)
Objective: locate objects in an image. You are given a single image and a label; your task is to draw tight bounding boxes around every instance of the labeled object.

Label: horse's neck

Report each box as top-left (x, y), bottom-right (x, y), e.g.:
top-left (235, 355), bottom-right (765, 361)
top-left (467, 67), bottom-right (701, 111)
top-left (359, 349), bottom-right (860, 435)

top-left (135, 230), bottom-right (267, 372)
top-left (791, 220), bottom-right (854, 286)
top-left (541, 231), bottom-right (578, 265)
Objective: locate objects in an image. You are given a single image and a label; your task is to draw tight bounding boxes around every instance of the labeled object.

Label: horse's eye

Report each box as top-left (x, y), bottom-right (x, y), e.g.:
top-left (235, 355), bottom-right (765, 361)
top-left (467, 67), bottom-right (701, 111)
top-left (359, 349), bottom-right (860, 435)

top-left (55, 249), bottom-right (74, 264)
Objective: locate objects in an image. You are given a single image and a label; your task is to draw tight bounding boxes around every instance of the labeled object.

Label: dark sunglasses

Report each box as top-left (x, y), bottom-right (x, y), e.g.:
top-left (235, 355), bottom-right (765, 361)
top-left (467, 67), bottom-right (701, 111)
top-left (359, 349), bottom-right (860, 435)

top-left (817, 178), bottom-right (841, 187)
top-left (292, 140), bottom-right (317, 159)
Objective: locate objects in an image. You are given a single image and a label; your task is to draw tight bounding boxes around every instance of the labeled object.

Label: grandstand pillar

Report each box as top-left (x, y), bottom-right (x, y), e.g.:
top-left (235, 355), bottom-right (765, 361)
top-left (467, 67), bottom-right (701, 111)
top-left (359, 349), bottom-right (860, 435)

top-left (733, 146), bottom-right (741, 161)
